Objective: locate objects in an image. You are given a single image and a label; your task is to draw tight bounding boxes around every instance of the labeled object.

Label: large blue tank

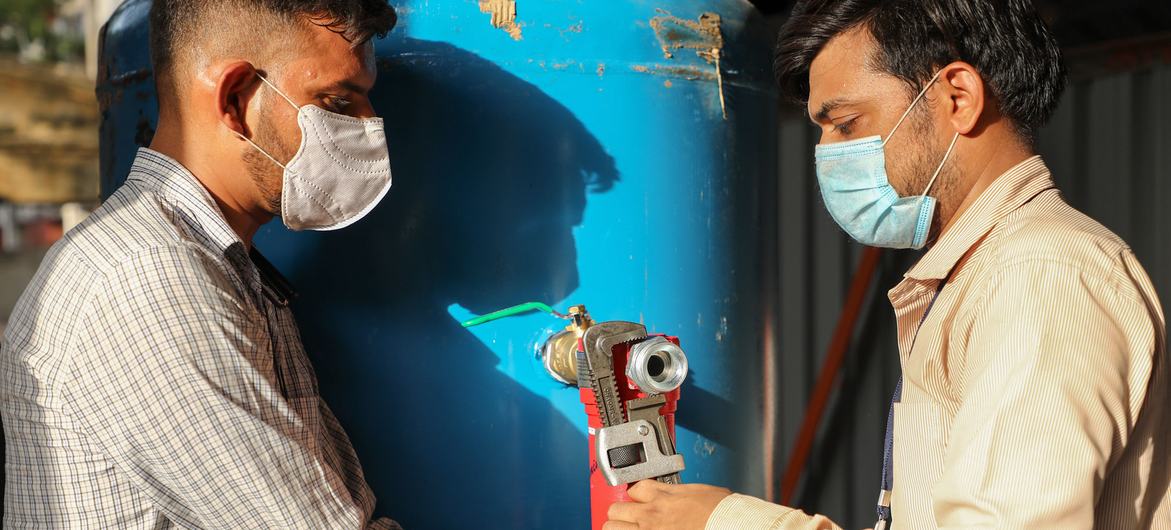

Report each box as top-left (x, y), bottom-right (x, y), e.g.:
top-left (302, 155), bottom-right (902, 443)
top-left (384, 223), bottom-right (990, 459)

top-left (98, 1), bottom-right (778, 527)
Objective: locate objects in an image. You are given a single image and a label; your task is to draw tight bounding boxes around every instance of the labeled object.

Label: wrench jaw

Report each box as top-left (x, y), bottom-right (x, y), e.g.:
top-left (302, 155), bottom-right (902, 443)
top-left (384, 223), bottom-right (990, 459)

top-left (596, 419), bottom-right (686, 487)
top-left (579, 321), bottom-right (687, 486)
top-left (580, 322), bottom-right (647, 428)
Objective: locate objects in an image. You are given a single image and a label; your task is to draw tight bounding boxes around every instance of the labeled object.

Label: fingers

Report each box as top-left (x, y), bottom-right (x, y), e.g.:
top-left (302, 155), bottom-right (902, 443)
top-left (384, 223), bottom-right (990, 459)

top-left (601, 522), bottom-right (639, 530)
top-left (678, 483), bottom-right (731, 495)
top-left (608, 500), bottom-right (648, 523)
top-left (627, 479), bottom-right (669, 502)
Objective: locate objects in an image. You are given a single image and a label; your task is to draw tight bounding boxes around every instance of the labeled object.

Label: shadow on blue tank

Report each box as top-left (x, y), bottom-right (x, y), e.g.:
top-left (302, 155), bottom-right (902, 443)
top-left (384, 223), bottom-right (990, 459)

top-left (99, 1), bottom-right (759, 525)
top-left (253, 38), bottom-right (618, 528)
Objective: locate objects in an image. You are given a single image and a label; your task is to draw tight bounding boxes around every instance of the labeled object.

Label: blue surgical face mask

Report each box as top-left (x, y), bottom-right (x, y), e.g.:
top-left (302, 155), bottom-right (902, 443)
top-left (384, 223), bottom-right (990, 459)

top-left (814, 70), bottom-right (960, 250)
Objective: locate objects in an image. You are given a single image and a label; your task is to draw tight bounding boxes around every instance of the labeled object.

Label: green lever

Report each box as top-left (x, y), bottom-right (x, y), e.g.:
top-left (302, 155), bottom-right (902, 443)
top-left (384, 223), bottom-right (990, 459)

top-left (461, 302), bottom-right (567, 328)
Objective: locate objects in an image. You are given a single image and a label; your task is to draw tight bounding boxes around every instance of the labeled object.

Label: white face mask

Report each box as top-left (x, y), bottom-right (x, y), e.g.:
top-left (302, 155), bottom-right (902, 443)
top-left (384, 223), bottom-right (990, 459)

top-left (235, 72), bottom-right (392, 231)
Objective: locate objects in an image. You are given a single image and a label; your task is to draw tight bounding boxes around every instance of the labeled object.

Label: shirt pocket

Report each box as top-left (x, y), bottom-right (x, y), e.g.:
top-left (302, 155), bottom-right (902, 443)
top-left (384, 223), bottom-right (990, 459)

top-left (892, 401), bottom-right (948, 529)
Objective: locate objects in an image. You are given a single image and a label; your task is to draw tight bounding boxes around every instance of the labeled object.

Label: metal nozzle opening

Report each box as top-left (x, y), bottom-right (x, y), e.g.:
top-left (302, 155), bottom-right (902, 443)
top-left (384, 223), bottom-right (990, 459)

top-left (626, 336), bottom-right (688, 394)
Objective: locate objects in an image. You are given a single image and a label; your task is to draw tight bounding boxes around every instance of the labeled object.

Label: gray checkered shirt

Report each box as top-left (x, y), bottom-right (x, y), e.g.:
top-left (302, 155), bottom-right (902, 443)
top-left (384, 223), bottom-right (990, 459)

top-left (1, 148), bottom-right (400, 529)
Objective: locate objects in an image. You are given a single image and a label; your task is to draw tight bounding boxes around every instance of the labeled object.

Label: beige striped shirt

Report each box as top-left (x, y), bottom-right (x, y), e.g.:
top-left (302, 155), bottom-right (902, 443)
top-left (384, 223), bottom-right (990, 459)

top-left (708, 156), bottom-right (1170, 529)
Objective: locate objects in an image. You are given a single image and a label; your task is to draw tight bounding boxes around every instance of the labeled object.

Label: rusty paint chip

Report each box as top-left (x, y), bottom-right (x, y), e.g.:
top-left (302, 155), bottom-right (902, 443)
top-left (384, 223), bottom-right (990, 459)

top-left (649, 10), bottom-right (723, 62)
top-left (479, 0), bottom-right (523, 41)
top-left (628, 64), bottom-right (717, 82)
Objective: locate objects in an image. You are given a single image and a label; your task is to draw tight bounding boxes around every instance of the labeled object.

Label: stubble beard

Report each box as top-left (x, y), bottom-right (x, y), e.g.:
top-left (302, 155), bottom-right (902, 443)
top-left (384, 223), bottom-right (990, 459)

top-left (242, 102), bottom-right (293, 217)
top-left (894, 107), bottom-right (961, 246)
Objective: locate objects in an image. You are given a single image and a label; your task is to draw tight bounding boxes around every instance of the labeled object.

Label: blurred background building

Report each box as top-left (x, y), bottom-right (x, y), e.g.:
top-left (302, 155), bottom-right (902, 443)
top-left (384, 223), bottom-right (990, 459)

top-left (0, 0), bottom-right (114, 335)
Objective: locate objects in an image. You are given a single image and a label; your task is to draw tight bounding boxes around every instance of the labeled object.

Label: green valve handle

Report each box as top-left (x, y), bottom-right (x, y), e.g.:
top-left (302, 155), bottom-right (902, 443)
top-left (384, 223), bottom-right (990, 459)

top-left (461, 302), bottom-right (568, 328)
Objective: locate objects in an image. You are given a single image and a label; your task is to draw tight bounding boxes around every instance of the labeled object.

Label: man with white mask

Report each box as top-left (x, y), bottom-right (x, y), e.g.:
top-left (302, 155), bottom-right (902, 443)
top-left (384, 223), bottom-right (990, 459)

top-left (607, 1), bottom-right (1169, 529)
top-left (0, 1), bottom-right (399, 528)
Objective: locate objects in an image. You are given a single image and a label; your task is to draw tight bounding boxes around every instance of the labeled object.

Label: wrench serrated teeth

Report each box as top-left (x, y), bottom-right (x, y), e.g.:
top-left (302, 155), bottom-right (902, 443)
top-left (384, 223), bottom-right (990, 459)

top-left (582, 321), bottom-right (649, 428)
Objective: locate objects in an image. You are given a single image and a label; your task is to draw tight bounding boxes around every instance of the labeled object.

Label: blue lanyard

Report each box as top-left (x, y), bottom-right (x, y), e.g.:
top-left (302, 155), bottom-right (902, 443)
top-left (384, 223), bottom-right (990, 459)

top-left (876, 277), bottom-right (949, 529)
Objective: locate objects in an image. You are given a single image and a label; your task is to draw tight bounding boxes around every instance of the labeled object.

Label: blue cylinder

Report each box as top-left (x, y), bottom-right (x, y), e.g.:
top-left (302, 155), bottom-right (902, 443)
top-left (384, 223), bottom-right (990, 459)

top-left (98, 1), bottom-right (778, 528)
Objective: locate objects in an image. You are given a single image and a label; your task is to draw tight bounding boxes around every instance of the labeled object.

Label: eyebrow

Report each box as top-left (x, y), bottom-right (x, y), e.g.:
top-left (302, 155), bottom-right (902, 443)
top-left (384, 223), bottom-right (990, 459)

top-left (810, 98), bottom-right (855, 123)
top-left (320, 79), bottom-right (371, 96)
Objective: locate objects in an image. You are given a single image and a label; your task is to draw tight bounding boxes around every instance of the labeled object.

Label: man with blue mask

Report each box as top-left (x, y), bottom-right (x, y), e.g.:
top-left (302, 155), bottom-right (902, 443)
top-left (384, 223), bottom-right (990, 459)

top-left (814, 68), bottom-right (959, 251)
top-left (607, 1), bottom-right (1168, 529)
top-left (0, 1), bottom-right (402, 528)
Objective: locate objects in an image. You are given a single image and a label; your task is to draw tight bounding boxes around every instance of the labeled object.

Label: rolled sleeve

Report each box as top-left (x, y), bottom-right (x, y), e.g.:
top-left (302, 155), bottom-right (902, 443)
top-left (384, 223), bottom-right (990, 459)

top-left (706, 494), bottom-right (842, 530)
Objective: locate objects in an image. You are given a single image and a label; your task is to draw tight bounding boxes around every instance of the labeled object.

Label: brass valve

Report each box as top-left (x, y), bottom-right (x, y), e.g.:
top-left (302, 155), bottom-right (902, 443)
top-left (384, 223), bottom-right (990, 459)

top-left (541, 304), bottom-right (592, 386)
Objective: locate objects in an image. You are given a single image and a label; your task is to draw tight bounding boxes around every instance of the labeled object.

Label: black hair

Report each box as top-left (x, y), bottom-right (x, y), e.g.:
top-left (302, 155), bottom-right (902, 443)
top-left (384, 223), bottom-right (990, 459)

top-left (149, 0), bottom-right (397, 92)
top-left (774, 0), bottom-right (1066, 140)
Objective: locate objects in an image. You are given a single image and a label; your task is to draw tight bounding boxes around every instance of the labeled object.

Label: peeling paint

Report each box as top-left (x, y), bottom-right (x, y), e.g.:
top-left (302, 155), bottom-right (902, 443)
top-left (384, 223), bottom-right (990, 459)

top-left (134, 114), bottom-right (156, 147)
top-left (479, 0), bottom-right (523, 41)
top-left (105, 68), bottom-right (154, 88)
top-left (628, 64), bottom-right (717, 81)
top-left (96, 68), bottom-right (154, 111)
top-left (649, 10), bottom-right (723, 62)
top-left (715, 49), bottom-right (728, 119)
top-left (647, 10), bottom-right (728, 119)
top-left (561, 21), bottom-right (584, 36)
top-left (692, 436), bottom-right (718, 457)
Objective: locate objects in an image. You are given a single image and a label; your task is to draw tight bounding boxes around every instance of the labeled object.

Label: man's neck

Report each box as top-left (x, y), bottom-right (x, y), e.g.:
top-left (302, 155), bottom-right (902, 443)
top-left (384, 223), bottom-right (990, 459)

top-left (202, 187), bottom-right (264, 250)
top-left (149, 131), bottom-right (268, 248)
top-left (938, 139), bottom-right (1035, 240)
top-left (921, 139), bottom-right (1033, 285)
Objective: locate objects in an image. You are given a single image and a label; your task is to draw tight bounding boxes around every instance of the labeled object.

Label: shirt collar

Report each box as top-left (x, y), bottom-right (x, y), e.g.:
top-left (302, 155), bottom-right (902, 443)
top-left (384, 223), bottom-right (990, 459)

top-left (126, 148), bottom-right (299, 305)
top-left (905, 155), bottom-right (1056, 281)
top-left (126, 147), bottom-right (243, 254)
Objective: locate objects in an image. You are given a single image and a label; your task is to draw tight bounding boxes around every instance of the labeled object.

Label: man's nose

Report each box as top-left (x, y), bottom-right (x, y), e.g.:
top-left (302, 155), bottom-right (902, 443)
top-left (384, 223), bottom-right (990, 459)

top-left (351, 101), bottom-right (377, 119)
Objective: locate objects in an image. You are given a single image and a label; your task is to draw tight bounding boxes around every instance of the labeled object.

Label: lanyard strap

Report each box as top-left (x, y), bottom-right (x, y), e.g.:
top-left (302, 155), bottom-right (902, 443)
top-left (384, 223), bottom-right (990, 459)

top-left (876, 276), bottom-right (950, 529)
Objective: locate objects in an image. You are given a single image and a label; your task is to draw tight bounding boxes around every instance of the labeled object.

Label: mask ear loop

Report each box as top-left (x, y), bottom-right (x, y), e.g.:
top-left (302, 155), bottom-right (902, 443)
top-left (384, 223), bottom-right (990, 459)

top-left (254, 72), bottom-right (301, 111)
top-left (920, 132), bottom-right (960, 197)
top-left (233, 130), bottom-right (288, 169)
top-left (231, 71), bottom-right (301, 169)
top-left (882, 69), bottom-right (946, 148)
top-left (877, 68), bottom-right (963, 197)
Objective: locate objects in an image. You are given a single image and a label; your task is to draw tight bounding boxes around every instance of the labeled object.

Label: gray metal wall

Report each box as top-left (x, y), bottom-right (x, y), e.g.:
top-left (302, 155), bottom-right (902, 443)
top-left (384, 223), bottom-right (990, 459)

top-left (768, 62), bottom-right (1171, 528)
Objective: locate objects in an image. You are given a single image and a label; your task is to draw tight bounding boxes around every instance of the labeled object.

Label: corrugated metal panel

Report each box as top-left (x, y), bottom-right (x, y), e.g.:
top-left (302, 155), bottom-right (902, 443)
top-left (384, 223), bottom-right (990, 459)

top-left (1041, 65), bottom-right (1171, 298)
top-left (770, 61), bottom-right (1171, 529)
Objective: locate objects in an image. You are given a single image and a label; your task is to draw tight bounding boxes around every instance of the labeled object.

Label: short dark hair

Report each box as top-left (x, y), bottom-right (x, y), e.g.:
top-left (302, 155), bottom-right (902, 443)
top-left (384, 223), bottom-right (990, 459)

top-left (774, 0), bottom-right (1066, 140)
top-left (149, 0), bottom-right (396, 95)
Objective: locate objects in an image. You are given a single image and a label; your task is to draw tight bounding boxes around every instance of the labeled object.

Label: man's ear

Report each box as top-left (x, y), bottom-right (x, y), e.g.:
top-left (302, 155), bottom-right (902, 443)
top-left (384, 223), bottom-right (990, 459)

top-left (939, 61), bottom-right (985, 136)
top-left (215, 61), bottom-right (259, 138)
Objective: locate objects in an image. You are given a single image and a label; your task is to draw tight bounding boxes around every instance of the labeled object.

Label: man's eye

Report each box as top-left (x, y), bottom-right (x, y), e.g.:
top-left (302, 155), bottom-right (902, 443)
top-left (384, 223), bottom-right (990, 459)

top-left (831, 117), bottom-right (857, 135)
top-left (323, 96), bottom-right (352, 112)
